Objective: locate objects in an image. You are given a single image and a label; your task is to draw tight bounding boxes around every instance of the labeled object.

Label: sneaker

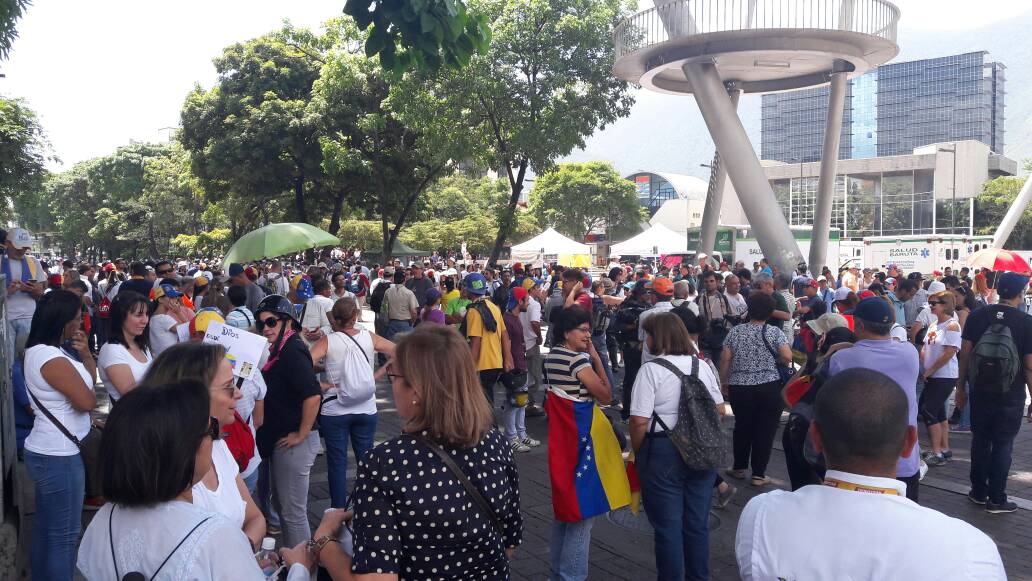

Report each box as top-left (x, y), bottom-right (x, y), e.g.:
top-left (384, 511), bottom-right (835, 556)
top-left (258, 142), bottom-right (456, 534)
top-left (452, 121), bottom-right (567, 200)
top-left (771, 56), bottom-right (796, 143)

top-left (985, 499), bottom-right (1018, 514)
top-left (607, 402), bottom-right (624, 412)
top-left (967, 491), bottom-right (987, 505)
top-left (750, 475), bottom-right (771, 487)
top-left (950, 424), bottom-right (971, 433)
top-left (942, 450), bottom-right (953, 462)
top-left (725, 468), bottom-right (747, 480)
top-left (510, 439), bottom-right (531, 453)
top-left (520, 436), bottom-right (541, 448)
top-left (920, 450), bottom-right (936, 461)
top-left (925, 453), bottom-right (948, 467)
top-left (714, 484), bottom-right (737, 508)
top-left (83, 496), bottom-right (105, 511)
top-left (525, 405), bottom-right (546, 418)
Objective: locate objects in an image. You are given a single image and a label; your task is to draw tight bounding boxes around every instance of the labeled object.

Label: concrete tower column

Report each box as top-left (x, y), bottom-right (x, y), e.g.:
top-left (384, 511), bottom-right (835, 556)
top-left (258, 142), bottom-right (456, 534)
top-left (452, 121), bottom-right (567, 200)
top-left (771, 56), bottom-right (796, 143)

top-left (809, 71), bottom-right (849, 274)
top-left (699, 85), bottom-right (741, 258)
top-left (682, 60), bottom-right (804, 273)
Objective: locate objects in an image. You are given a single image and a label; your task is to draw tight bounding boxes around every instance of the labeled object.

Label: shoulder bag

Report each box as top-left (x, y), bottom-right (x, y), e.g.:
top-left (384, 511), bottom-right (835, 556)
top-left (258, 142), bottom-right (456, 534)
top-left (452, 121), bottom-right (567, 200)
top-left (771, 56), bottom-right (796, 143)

top-left (28, 388), bottom-right (103, 497)
top-left (760, 324), bottom-right (795, 386)
top-left (411, 433), bottom-right (505, 538)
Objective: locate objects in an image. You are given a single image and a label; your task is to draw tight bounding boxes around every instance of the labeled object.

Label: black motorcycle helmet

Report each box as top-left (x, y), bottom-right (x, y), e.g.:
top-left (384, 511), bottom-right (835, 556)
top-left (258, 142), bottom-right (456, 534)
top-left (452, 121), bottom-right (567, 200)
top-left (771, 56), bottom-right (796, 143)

top-left (254, 294), bottom-right (300, 332)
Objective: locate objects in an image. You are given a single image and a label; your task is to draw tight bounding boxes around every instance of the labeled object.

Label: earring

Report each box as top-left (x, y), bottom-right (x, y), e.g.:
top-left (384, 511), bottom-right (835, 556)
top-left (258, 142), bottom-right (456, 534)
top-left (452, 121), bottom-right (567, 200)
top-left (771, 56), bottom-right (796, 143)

top-left (412, 400), bottom-right (418, 405)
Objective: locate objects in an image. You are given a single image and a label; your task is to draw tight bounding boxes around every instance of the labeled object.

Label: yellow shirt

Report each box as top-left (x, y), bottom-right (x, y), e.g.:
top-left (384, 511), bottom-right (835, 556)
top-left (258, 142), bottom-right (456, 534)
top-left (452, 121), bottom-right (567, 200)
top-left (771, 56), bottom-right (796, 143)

top-left (465, 299), bottom-right (506, 371)
top-left (442, 289), bottom-right (460, 306)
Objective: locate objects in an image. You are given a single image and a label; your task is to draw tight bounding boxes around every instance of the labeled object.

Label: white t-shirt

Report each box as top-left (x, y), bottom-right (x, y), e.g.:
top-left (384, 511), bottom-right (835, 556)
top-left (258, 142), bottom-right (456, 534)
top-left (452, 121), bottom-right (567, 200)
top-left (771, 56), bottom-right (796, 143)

top-left (630, 354), bottom-right (723, 430)
top-left (24, 345), bottom-right (94, 456)
top-left (149, 313), bottom-right (180, 356)
top-left (191, 440), bottom-right (247, 530)
top-left (77, 500), bottom-right (298, 580)
top-left (923, 319), bottom-right (963, 378)
top-left (301, 294), bottom-right (336, 334)
top-left (736, 469), bottom-right (1005, 581)
top-left (520, 298), bottom-right (542, 348)
top-left (321, 330), bottom-right (377, 416)
top-left (97, 343), bottom-right (152, 402)
top-left (4, 255), bottom-right (46, 321)
top-left (724, 292), bottom-right (747, 317)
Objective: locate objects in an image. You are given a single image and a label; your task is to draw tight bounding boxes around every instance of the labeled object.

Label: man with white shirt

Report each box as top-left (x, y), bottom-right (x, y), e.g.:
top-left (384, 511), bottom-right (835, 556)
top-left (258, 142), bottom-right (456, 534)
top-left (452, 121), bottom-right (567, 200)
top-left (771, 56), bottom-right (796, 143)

top-left (638, 278), bottom-right (690, 363)
top-left (520, 279), bottom-right (545, 416)
top-left (736, 368), bottom-right (1005, 581)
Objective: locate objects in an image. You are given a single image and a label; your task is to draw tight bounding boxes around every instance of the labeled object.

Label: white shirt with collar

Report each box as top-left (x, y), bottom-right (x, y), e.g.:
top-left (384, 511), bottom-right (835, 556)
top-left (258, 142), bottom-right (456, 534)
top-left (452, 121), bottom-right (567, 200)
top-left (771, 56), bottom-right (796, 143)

top-left (637, 301), bottom-right (679, 363)
top-left (736, 469), bottom-right (1005, 581)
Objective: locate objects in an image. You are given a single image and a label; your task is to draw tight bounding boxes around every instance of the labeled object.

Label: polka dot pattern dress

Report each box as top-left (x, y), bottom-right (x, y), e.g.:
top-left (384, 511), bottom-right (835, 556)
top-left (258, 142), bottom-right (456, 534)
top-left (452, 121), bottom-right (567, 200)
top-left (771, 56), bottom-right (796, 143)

top-left (351, 428), bottom-right (523, 579)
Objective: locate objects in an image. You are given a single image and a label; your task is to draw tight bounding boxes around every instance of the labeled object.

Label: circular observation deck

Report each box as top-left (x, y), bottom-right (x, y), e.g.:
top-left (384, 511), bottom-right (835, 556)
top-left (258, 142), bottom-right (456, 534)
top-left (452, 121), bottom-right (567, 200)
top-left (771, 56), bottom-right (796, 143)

top-left (613, 0), bottom-right (900, 94)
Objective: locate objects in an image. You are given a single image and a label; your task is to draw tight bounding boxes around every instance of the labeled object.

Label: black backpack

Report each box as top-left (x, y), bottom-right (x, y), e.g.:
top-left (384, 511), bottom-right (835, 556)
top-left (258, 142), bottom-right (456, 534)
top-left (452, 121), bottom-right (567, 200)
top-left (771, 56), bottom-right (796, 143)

top-left (613, 300), bottom-right (648, 345)
top-left (969, 308), bottom-right (1022, 393)
top-left (646, 357), bottom-right (729, 470)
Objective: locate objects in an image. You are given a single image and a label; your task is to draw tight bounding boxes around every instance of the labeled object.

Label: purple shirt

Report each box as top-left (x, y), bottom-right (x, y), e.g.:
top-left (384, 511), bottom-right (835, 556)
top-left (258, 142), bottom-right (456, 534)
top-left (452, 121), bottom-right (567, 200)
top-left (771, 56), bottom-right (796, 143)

top-left (828, 339), bottom-right (920, 478)
top-left (420, 308), bottom-right (446, 326)
top-left (503, 312), bottom-right (527, 372)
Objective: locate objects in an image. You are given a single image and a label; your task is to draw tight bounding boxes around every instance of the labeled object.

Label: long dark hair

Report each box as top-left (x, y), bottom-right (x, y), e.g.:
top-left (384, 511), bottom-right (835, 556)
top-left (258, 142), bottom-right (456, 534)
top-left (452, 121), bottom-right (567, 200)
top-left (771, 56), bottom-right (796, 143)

top-left (27, 290), bottom-right (82, 348)
top-left (107, 291), bottom-right (150, 351)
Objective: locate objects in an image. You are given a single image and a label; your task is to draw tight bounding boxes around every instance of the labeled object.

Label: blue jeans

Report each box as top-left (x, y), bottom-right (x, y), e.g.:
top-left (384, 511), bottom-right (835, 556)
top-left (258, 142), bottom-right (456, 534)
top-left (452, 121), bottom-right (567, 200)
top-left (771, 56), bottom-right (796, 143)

top-left (550, 517), bottom-right (594, 581)
top-left (25, 450), bottom-right (84, 581)
top-left (6, 317), bottom-right (31, 372)
top-left (242, 467), bottom-right (259, 497)
top-left (638, 436), bottom-right (714, 581)
top-left (591, 334), bottom-right (617, 401)
top-left (387, 319), bottom-right (413, 340)
top-left (320, 413), bottom-right (378, 508)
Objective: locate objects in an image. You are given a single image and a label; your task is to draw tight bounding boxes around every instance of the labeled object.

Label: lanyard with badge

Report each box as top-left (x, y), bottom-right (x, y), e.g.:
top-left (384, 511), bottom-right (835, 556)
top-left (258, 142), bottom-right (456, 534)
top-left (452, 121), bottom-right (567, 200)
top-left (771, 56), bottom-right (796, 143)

top-left (823, 478), bottom-right (900, 495)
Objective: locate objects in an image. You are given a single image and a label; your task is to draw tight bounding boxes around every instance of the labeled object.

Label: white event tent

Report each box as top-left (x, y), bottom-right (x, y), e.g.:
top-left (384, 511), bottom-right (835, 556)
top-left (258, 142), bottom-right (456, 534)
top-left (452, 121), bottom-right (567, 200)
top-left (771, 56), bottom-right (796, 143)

top-left (610, 223), bottom-right (689, 256)
top-left (510, 227), bottom-right (591, 267)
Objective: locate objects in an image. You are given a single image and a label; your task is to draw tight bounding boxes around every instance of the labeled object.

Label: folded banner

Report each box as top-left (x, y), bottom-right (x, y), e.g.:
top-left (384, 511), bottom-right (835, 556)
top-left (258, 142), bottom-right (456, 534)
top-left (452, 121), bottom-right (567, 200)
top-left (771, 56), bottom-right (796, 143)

top-left (545, 389), bottom-right (630, 522)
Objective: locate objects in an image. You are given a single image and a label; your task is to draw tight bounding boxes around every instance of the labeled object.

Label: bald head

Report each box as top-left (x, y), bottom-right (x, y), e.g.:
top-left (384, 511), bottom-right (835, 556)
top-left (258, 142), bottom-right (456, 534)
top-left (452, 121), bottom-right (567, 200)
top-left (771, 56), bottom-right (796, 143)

top-left (814, 368), bottom-right (912, 474)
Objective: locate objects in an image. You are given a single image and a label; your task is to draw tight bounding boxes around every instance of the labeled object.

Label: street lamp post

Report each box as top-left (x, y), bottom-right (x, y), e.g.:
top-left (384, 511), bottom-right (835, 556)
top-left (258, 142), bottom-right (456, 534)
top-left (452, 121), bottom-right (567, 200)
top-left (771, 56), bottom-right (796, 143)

top-left (939, 145), bottom-right (957, 264)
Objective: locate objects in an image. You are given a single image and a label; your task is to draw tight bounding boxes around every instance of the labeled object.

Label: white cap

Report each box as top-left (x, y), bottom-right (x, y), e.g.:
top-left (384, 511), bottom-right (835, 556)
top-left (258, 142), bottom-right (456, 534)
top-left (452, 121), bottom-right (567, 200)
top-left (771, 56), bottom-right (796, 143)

top-left (6, 227), bottom-right (33, 250)
top-left (817, 275), bottom-right (827, 282)
top-left (261, 537), bottom-right (276, 551)
top-left (928, 281), bottom-right (947, 293)
top-left (834, 287), bottom-right (852, 301)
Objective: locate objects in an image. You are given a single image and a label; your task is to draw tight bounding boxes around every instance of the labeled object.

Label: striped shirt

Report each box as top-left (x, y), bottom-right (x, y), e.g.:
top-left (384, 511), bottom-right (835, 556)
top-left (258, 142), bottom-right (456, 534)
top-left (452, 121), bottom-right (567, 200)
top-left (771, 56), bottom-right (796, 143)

top-left (543, 346), bottom-right (591, 399)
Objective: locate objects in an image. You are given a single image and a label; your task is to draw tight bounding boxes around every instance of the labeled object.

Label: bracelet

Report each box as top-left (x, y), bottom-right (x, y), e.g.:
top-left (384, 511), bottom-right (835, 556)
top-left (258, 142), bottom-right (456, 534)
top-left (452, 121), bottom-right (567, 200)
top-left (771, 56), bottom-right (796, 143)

top-left (306, 535), bottom-right (340, 556)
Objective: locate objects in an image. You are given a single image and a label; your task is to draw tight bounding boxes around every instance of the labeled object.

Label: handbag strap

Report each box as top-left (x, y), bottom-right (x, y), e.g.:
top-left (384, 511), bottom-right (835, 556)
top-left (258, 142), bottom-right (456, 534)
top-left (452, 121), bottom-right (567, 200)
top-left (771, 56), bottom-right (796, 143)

top-left (411, 433), bottom-right (505, 538)
top-left (27, 389), bottom-right (83, 449)
top-left (109, 505), bottom-right (212, 581)
top-left (342, 330), bottom-right (371, 364)
top-left (758, 324), bottom-right (780, 366)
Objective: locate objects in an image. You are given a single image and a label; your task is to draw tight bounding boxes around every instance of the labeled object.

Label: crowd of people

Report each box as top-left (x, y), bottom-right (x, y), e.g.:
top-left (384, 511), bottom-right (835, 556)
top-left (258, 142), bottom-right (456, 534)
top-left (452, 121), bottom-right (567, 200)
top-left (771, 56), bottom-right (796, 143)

top-left (2, 222), bottom-right (1025, 580)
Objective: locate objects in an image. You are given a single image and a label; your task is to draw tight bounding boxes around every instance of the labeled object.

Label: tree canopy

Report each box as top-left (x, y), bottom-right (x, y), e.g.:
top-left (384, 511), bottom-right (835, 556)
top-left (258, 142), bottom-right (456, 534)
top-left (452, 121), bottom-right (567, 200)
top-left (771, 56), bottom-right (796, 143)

top-left (0, 0), bottom-right (30, 60)
top-left (975, 174), bottom-right (1032, 248)
top-left (1, 97), bottom-right (50, 221)
top-left (529, 161), bottom-right (644, 240)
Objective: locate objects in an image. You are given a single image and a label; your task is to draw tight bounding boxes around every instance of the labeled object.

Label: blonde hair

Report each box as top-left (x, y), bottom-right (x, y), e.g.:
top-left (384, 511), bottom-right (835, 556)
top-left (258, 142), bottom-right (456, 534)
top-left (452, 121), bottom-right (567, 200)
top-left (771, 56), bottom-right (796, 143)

top-left (930, 290), bottom-right (956, 316)
top-left (395, 325), bottom-right (492, 448)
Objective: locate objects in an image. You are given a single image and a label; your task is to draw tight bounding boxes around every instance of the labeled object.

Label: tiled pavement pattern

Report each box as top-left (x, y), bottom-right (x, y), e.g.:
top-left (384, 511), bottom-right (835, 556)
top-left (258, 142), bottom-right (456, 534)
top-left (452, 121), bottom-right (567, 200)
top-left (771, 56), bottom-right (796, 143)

top-left (308, 372), bottom-right (1032, 580)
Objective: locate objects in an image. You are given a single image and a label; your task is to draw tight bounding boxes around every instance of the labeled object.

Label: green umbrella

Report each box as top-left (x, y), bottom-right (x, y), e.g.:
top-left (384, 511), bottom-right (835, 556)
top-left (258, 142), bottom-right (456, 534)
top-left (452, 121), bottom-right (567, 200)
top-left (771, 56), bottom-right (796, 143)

top-left (222, 223), bottom-right (339, 265)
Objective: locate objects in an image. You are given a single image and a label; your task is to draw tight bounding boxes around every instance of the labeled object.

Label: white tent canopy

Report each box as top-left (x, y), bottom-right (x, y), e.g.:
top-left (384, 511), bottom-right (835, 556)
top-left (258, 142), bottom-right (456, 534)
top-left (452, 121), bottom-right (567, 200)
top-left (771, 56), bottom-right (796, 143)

top-left (610, 223), bottom-right (689, 256)
top-left (510, 227), bottom-right (591, 266)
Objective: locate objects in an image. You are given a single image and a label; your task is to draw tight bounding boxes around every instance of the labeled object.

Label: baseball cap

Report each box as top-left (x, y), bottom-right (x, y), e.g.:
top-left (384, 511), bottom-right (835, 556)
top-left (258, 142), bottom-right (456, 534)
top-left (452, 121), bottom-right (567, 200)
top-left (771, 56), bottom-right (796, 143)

top-left (651, 277), bottom-right (674, 296)
top-left (853, 297), bottom-right (894, 325)
top-left (817, 275), bottom-right (827, 282)
top-left (228, 263), bottom-right (245, 277)
top-left (927, 281), bottom-right (946, 294)
top-left (507, 286), bottom-right (528, 310)
top-left (190, 309), bottom-right (225, 336)
top-left (807, 278), bottom-right (819, 289)
top-left (834, 287), bottom-right (852, 302)
top-left (885, 277), bottom-right (897, 286)
top-left (150, 284), bottom-right (183, 300)
top-left (6, 228), bottom-right (33, 250)
top-left (244, 266), bottom-right (258, 280)
top-left (806, 313), bottom-right (849, 336)
top-left (464, 272), bottom-right (489, 295)
top-left (997, 272), bottom-right (1030, 300)
top-left (858, 290), bottom-right (876, 300)
top-left (522, 277), bottom-right (543, 290)
top-left (194, 275), bottom-right (210, 287)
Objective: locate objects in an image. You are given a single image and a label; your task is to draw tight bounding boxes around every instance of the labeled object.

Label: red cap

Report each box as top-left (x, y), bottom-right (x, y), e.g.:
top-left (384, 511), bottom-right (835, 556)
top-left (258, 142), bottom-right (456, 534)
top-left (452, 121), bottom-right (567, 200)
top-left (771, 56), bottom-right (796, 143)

top-left (808, 279), bottom-right (820, 288)
top-left (511, 286), bottom-right (528, 303)
top-left (858, 290), bottom-right (876, 299)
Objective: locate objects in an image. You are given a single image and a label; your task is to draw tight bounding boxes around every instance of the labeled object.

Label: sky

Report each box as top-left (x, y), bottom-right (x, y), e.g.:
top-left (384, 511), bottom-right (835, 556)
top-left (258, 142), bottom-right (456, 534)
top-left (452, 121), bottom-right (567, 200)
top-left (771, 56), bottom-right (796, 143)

top-left (2, 0), bottom-right (1031, 170)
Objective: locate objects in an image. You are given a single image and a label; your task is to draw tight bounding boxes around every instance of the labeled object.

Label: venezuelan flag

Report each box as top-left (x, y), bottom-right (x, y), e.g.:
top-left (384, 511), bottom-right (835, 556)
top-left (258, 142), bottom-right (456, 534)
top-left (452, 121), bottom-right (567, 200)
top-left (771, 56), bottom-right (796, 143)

top-left (546, 390), bottom-right (630, 522)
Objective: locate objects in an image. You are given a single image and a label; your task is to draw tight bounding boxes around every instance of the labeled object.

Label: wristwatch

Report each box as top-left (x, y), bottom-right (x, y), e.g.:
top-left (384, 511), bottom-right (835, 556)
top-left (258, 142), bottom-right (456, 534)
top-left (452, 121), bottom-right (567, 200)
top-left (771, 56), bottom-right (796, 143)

top-left (306, 535), bottom-right (340, 557)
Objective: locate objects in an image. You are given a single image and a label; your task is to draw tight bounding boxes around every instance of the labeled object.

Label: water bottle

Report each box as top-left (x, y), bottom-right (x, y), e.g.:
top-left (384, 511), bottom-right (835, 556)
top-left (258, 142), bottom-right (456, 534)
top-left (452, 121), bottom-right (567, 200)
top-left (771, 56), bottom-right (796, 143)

top-left (256, 537), bottom-right (279, 578)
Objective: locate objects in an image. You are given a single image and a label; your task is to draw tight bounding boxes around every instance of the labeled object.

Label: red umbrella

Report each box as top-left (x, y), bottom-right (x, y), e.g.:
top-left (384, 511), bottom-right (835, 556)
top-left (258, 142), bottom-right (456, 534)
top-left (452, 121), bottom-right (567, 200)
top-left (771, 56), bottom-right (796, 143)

top-left (966, 248), bottom-right (1032, 275)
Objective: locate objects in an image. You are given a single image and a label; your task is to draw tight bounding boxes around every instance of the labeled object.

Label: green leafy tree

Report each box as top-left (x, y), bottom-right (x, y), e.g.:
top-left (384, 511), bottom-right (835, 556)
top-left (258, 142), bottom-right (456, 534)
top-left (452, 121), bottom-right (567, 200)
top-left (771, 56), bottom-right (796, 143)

top-left (529, 161), bottom-right (644, 240)
top-left (0, 0), bottom-right (30, 59)
top-left (342, 0), bottom-right (491, 73)
top-left (398, 0), bottom-right (635, 265)
top-left (1, 98), bottom-right (52, 221)
top-left (975, 175), bottom-right (1032, 248)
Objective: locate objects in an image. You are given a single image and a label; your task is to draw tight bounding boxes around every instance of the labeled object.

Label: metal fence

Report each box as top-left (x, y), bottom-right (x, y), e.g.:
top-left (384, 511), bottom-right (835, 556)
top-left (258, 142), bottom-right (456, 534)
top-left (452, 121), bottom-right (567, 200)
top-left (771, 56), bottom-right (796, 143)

top-left (614, 0), bottom-right (900, 59)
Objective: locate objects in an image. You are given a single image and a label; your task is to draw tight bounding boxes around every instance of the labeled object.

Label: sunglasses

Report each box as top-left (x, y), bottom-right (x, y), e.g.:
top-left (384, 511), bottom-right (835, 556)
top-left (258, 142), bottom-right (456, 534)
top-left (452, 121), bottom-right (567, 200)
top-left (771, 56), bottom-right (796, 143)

top-left (256, 316), bottom-right (282, 331)
top-left (928, 300), bottom-right (946, 306)
top-left (206, 416), bottom-right (222, 440)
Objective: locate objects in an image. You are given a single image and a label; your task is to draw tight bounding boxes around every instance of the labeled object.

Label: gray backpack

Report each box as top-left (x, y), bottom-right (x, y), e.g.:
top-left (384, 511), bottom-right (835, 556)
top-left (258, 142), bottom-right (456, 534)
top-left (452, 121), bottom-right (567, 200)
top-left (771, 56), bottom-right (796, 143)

top-left (647, 357), bottom-right (730, 470)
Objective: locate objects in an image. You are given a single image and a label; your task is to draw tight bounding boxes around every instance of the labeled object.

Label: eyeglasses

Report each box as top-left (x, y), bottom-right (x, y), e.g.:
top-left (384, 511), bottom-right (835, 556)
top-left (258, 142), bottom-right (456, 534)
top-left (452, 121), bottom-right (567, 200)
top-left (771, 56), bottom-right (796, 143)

top-left (385, 366), bottom-right (404, 382)
top-left (928, 301), bottom-right (945, 306)
top-left (206, 416), bottom-right (222, 441)
top-left (256, 316), bottom-right (281, 331)
top-left (573, 325), bottom-right (592, 334)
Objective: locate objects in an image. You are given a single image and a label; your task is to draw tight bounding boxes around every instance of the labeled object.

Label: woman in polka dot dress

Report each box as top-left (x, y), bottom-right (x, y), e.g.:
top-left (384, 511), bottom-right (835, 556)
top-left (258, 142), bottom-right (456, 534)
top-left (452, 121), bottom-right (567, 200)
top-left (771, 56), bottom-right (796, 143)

top-left (284, 325), bottom-right (523, 579)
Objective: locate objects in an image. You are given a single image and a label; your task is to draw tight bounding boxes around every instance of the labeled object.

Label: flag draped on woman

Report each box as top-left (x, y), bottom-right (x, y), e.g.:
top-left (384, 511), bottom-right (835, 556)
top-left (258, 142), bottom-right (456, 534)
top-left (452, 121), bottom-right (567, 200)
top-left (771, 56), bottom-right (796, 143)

top-left (545, 389), bottom-right (630, 522)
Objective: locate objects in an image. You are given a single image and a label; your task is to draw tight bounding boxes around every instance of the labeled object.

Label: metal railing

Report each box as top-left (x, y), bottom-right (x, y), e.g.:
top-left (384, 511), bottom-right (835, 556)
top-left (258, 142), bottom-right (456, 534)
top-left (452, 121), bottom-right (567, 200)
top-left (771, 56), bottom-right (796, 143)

top-left (614, 0), bottom-right (900, 59)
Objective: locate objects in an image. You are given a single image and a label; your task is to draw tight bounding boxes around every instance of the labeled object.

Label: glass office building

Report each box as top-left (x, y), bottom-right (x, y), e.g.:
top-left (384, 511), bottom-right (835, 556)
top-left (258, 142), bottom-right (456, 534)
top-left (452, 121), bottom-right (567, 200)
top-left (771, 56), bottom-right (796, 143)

top-left (761, 52), bottom-right (1006, 163)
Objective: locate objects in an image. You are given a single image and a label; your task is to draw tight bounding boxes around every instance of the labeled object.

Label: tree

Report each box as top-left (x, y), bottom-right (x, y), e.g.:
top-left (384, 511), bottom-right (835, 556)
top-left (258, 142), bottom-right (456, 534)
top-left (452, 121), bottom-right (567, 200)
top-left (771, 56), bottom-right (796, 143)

top-left (180, 24), bottom-right (328, 223)
top-left (529, 161), bottom-right (643, 240)
top-left (342, 0), bottom-right (491, 73)
top-left (1, 98), bottom-right (51, 221)
top-left (0, 0), bottom-right (30, 59)
top-left (975, 176), bottom-right (1032, 248)
top-left (398, 0), bottom-right (635, 266)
